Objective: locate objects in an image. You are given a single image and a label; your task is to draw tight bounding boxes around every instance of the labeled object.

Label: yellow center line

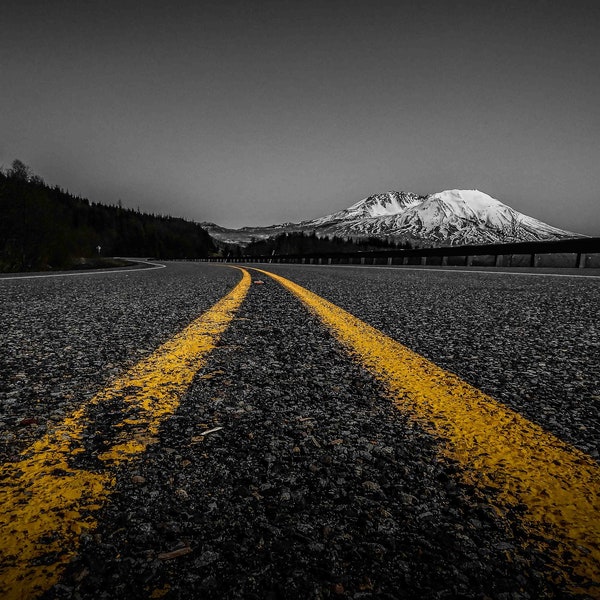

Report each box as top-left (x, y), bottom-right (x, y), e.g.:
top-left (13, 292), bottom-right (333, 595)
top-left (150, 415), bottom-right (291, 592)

top-left (254, 267), bottom-right (600, 595)
top-left (0, 268), bottom-right (251, 600)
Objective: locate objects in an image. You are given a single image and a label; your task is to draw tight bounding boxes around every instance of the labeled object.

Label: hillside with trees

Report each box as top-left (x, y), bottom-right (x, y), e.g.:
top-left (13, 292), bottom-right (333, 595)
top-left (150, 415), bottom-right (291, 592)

top-left (0, 160), bottom-right (216, 272)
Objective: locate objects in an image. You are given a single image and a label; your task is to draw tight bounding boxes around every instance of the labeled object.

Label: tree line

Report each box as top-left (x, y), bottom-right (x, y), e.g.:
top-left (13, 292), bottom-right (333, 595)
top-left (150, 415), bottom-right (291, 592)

top-left (0, 160), bottom-right (216, 272)
top-left (228, 231), bottom-right (412, 257)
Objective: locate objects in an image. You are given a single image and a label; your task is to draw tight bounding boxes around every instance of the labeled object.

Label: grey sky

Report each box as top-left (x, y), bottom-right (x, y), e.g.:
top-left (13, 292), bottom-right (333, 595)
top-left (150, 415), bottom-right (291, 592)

top-left (1, 0), bottom-right (598, 234)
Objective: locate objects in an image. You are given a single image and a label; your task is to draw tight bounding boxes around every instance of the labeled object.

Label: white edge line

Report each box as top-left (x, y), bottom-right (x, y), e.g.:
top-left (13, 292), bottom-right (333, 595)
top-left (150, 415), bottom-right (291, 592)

top-left (237, 262), bottom-right (600, 280)
top-left (0, 259), bottom-right (167, 281)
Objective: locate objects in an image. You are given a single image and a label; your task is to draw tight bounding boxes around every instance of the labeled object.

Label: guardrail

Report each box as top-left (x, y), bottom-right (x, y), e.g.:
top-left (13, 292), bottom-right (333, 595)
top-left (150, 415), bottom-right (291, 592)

top-left (202, 237), bottom-right (600, 269)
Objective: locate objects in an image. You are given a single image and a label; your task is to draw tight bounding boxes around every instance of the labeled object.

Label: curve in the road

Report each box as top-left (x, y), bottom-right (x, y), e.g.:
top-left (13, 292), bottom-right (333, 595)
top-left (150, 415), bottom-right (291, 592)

top-left (0, 259), bottom-right (167, 280)
top-left (0, 268), bottom-right (251, 600)
top-left (254, 267), bottom-right (600, 595)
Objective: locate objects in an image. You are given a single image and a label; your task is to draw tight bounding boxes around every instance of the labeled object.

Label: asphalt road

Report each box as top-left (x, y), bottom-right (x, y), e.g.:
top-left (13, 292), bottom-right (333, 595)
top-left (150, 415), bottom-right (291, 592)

top-left (1, 262), bottom-right (598, 599)
top-left (0, 263), bottom-right (240, 459)
top-left (251, 263), bottom-right (600, 459)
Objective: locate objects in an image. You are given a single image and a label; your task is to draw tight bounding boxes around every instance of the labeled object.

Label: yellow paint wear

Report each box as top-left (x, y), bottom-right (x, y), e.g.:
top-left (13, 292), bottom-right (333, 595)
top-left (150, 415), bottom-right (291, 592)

top-left (0, 268), bottom-right (251, 599)
top-left (255, 268), bottom-right (600, 595)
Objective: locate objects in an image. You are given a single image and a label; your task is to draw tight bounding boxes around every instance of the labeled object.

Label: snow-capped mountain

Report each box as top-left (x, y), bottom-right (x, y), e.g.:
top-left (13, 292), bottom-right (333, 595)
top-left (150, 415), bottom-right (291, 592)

top-left (309, 191), bottom-right (423, 225)
top-left (205, 189), bottom-right (581, 246)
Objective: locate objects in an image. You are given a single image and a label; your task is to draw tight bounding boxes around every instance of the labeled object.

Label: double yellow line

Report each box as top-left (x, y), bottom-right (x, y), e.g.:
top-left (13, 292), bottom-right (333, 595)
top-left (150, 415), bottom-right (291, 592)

top-left (1, 266), bottom-right (598, 598)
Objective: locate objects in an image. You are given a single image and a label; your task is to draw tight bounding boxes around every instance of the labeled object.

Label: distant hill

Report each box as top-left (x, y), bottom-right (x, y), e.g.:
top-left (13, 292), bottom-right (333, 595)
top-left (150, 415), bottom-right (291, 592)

top-left (0, 160), bottom-right (215, 272)
top-left (205, 189), bottom-right (582, 247)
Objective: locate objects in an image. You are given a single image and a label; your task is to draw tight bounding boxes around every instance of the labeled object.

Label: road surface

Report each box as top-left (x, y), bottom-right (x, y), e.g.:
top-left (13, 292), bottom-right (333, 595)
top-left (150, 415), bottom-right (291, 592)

top-left (1, 262), bottom-right (598, 599)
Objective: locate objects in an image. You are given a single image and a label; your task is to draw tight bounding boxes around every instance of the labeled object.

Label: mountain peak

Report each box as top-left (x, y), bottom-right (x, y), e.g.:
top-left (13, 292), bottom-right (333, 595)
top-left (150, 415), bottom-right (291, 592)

top-left (303, 188), bottom-right (580, 245)
top-left (205, 187), bottom-right (581, 247)
top-left (310, 191), bottom-right (423, 225)
top-left (430, 190), bottom-right (502, 204)
top-left (351, 191), bottom-right (424, 216)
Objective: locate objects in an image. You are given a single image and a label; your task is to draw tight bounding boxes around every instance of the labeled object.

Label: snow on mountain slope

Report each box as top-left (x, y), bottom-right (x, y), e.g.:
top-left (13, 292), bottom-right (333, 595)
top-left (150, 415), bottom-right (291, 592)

top-left (308, 191), bottom-right (423, 225)
top-left (205, 189), bottom-right (581, 246)
top-left (304, 189), bottom-right (579, 245)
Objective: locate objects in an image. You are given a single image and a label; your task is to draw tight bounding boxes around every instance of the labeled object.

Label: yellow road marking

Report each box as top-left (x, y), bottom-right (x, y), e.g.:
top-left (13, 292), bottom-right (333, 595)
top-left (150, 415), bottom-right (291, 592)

top-left (0, 268), bottom-right (251, 600)
top-left (255, 268), bottom-right (600, 594)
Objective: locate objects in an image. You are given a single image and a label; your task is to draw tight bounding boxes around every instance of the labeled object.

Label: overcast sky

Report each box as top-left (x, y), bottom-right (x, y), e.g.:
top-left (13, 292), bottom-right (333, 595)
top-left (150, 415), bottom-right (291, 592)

top-left (1, 0), bottom-right (598, 234)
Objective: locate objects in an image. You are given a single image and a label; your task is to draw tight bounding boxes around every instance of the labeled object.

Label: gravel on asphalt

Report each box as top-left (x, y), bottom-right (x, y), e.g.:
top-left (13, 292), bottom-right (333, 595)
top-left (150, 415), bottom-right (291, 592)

top-left (0, 263), bottom-right (239, 460)
top-left (41, 269), bottom-right (585, 599)
top-left (258, 265), bottom-right (599, 460)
